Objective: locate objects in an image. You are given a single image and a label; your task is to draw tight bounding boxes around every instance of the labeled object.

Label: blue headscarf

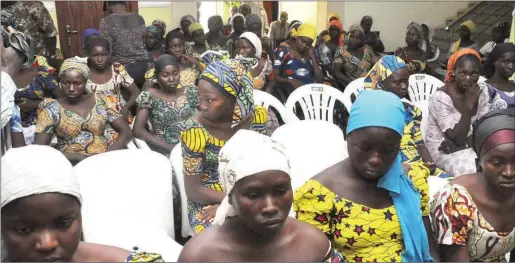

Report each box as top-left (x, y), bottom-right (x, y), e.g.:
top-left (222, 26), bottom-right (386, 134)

top-left (346, 90), bottom-right (433, 263)
top-left (83, 28), bottom-right (100, 49)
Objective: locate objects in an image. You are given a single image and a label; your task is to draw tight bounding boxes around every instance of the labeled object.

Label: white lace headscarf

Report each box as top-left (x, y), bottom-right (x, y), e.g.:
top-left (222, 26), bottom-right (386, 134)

top-left (213, 130), bottom-right (290, 225)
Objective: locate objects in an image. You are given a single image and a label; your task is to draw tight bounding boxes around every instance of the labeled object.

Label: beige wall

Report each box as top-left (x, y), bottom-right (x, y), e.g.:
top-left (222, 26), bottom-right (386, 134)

top-left (280, 1), bottom-right (328, 34)
top-left (327, 1), bottom-right (470, 51)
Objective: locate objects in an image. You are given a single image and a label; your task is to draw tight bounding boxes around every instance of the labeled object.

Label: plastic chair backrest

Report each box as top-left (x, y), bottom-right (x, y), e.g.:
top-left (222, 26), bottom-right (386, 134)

top-left (413, 100), bottom-right (429, 139)
top-left (342, 77), bottom-right (365, 112)
top-left (478, 76), bottom-right (487, 83)
top-left (285, 84), bottom-right (347, 123)
top-left (75, 150), bottom-right (175, 243)
top-left (408, 74), bottom-right (444, 103)
top-left (253, 89), bottom-right (299, 123)
top-left (427, 47), bottom-right (440, 62)
top-left (170, 143), bottom-right (195, 238)
top-left (130, 116), bottom-right (151, 150)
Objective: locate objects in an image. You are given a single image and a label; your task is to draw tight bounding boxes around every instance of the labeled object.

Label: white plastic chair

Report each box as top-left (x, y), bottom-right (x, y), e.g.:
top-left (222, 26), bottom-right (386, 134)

top-left (253, 89), bottom-right (299, 123)
top-left (427, 47), bottom-right (440, 63)
top-left (75, 150), bottom-right (179, 259)
top-left (413, 100), bottom-right (429, 139)
top-left (170, 143), bottom-right (195, 238)
top-left (408, 74), bottom-right (444, 103)
top-left (285, 84), bottom-right (347, 123)
top-left (271, 120), bottom-right (348, 217)
top-left (478, 76), bottom-right (487, 83)
top-left (342, 77), bottom-right (365, 112)
top-left (130, 116), bottom-right (151, 150)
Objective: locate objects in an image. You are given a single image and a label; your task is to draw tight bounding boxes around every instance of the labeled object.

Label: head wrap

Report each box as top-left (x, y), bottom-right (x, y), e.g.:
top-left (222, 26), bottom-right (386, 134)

top-left (239, 32), bottom-right (262, 59)
top-left (152, 19), bottom-right (167, 36)
top-left (420, 22), bottom-right (434, 51)
top-left (239, 4), bottom-right (251, 16)
top-left (1, 145), bottom-right (82, 208)
top-left (154, 54), bottom-right (179, 77)
top-left (497, 21), bottom-right (511, 38)
top-left (451, 20), bottom-right (477, 53)
top-left (296, 23), bottom-right (317, 41)
top-left (188, 23), bottom-right (203, 34)
top-left (82, 28), bottom-right (100, 49)
top-left (364, 55), bottom-right (407, 90)
top-left (482, 43), bottom-right (515, 78)
top-left (230, 13), bottom-right (245, 32)
top-left (445, 48), bottom-right (481, 83)
top-left (407, 22), bottom-right (424, 49)
top-left (245, 14), bottom-right (262, 29)
top-left (146, 25), bottom-right (161, 38)
top-left (348, 24), bottom-right (365, 34)
top-left (328, 13), bottom-right (340, 22)
top-left (288, 20), bottom-right (302, 38)
top-left (200, 59), bottom-right (255, 127)
top-left (213, 130), bottom-right (290, 225)
top-left (328, 19), bottom-right (344, 47)
top-left (180, 15), bottom-right (196, 24)
top-left (346, 90), bottom-right (433, 263)
top-left (59, 57), bottom-right (90, 80)
top-left (473, 109), bottom-right (515, 156)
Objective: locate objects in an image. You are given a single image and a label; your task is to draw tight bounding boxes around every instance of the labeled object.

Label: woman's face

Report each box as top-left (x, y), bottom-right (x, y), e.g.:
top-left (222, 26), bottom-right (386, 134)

top-left (230, 170), bottom-right (292, 237)
top-left (348, 30), bottom-right (365, 49)
top-left (240, 6), bottom-right (250, 17)
top-left (480, 142), bottom-right (515, 191)
top-left (208, 16), bottom-right (223, 34)
top-left (382, 68), bottom-right (410, 98)
top-left (328, 25), bottom-right (340, 40)
top-left (405, 27), bottom-right (420, 47)
top-left (144, 31), bottom-right (159, 49)
top-left (459, 25), bottom-right (471, 40)
top-left (247, 23), bottom-right (262, 37)
top-left (347, 127), bottom-right (401, 180)
top-left (60, 71), bottom-right (87, 103)
top-left (181, 20), bottom-right (192, 35)
top-left (197, 79), bottom-right (235, 122)
top-left (295, 36), bottom-right (313, 55)
top-left (495, 51), bottom-right (515, 79)
top-left (89, 45), bottom-right (109, 70)
top-left (454, 58), bottom-right (480, 93)
top-left (1, 193), bottom-right (82, 262)
top-left (191, 29), bottom-right (206, 45)
top-left (421, 24), bottom-right (430, 39)
top-left (233, 16), bottom-right (245, 32)
top-left (237, 38), bottom-right (256, 58)
top-left (157, 65), bottom-right (180, 90)
top-left (168, 38), bottom-right (185, 57)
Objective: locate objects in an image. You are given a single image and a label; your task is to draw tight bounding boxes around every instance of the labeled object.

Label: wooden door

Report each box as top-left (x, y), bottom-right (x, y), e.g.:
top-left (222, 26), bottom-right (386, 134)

top-left (55, 1), bottom-right (138, 58)
top-left (262, 1), bottom-right (273, 25)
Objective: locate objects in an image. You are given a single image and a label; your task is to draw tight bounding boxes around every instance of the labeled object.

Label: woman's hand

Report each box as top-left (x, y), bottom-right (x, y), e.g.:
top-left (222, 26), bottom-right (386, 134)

top-left (201, 204), bottom-right (220, 223)
top-left (181, 55), bottom-right (198, 65)
top-left (424, 161), bottom-right (437, 175)
top-left (439, 139), bottom-right (460, 154)
top-left (119, 107), bottom-right (129, 120)
top-left (288, 79), bottom-right (303, 89)
top-left (464, 83), bottom-right (481, 111)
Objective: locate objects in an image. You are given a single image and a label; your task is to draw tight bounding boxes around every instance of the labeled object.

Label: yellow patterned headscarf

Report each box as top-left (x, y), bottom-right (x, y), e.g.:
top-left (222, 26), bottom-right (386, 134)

top-left (296, 23), bottom-right (317, 41)
top-left (59, 57), bottom-right (90, 80)
top-left (451, 20), bottom-right (477, 53)
top-left (364, 55), bottom-right (407, 89)
top-left (188, 23), bottom-right (203, 34)
top-left (328, 13), bottom-right (340, 22)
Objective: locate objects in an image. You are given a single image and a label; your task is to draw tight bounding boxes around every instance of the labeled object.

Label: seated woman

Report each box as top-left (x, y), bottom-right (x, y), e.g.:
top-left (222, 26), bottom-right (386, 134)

top-left (35, 58), bottom-right (133, 165)
top-left (395, 22), bottom-right (427, 75)
top-left (178, 130), bottom-right (344, 262)
top-left (317, 19), bottom-right (344, 75)
top-left (179, 58), bottom-right (268, 234)
top-left (431, 109), bottom-right (515, 262)
top-left (421, 22), bottom-right (438, 62)
top-left (151, 19), bottom-right (167, 54)
top-left (245, 14), bottom-right (273, 58)
top-left (144, 25), bottom-right (164, 61)
top-left (294, 90), bottom-right (438, 262)
top-left (187, 23), bottom-right (220, 59)
top-left (229, 13), bottom-right (245, 42)
top-left (482, 43), bottom-right (515, 110)
top-left (273, 23), bottom-right (324, 102)
top-left (365, 55), bottom-right (453, 179)
top-left (179, 15), bottom-right (196, 44)
top-left (1, 145), bottom-right (164, 262)
top-left (426, 49), bottom-right (490, 176)
top-left (332, 24), bottom-right (375, 86)
top-left (479, 22), bottom-right (510, 57)
top-left (207, 16), bottom-right (230, 51)
top-left (450, 20), bottom-right (479, 54)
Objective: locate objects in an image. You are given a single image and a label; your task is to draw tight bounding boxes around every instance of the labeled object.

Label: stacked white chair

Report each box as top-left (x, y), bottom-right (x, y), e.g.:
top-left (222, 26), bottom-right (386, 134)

top-left (408, 74), bottom-right (444, 103)
top-left (342, 77), bottom-right (365, 112)
top-left (253, 89), bottom-right (299, 123)
top-left (170, 143), bottom-right (195, 238)
top-left (285, 84), bottom-right (347, 123)
top-left (75, 150), bottom-right (182, 261)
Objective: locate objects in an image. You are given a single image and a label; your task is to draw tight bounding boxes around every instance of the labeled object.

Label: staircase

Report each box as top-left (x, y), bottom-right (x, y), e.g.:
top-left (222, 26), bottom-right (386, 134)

top-left (432, 1), bottom-right (514, 59)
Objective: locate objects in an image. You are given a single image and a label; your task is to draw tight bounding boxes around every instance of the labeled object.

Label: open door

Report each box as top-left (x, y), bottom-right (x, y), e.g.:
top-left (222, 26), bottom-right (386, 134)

top-left (55, 1), bottom-right (138, 58)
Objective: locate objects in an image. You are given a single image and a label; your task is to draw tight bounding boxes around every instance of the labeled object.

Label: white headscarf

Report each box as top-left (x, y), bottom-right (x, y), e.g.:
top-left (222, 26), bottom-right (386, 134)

top-left (421, 22), bottom-right (434, 52)
top-left (1, 145), bottom-right (82, 208)
top-left (239, 32), bottom-right (262, 59)
top-left (213, 130), bottom-right (290, 225)
top-left (230, 13), bottom-right (245, 33)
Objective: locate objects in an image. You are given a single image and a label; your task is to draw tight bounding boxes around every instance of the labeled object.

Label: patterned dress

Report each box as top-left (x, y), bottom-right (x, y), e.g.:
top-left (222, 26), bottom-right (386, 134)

top-left (401, 103), bottom-right (453, 179)
top-left (36, 94), bottom-right (121, 155)
top-left (333, 45), bottom-right (375, 79)
top-left (273, 43), bottom-right (316, 85)
top-left (144, 66), bottom-right (200, 88)
top-left (425, 87), bottom-right (490, 176)
top-left (394, 47), bottom-right (427, 75)
top-left (430, 184), bottom-right (515, 262)
top-left (293, 163), bottom-right (430, 262)
top-left (486, 82), bottom-right (515, 110)
top-left (125, 251), bottom-right (164, 262)
top-left (179, 106), bottom-right (268, 234)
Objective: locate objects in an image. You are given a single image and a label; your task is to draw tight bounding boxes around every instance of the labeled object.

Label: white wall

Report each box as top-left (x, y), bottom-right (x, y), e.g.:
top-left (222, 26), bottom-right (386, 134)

top-left (327, 1), bottom-right (470, 51)
top-left (279, 1), bottom-right (328, 35)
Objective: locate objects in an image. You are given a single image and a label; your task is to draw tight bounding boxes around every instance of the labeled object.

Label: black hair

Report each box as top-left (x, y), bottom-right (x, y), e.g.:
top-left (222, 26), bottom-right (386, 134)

top-left (103, 1), bottom-right (126, 11)
top-left (482, 43), bottom-right (515, 78)
top-left (455, 53), bottom-right (481, 69)
top-left (165, 30), bottom-right (184, 52)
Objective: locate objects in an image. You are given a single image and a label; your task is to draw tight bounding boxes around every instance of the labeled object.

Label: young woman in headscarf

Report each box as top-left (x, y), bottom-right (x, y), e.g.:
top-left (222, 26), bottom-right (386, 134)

top-left (187, 23), bottom-right (221, 59)
top-left (1, 145), bottom-right (164, 262)
top-left (144, 25), bottom-right (164, 60)
top-left (239, 4), bottom-right (251, 18)
top-left (152, 19), bottom-right (167, 53)
top-left (450, 20), bottom-right (479, 54)
top-left (81, 28), bottom-right (100, 56)
top-left (286, 20), bottom-right (302, 42)
top-left (34, 58), bottom-right (133, 165)
top-left (178, 58), bottom-right (268, 234)
top-left (421, 22), bottom-right (437, 61)
top-left (395, 22), bottom-right (427, 75)
top-left (178, 130), bottom-right (345, 262)
top-left (365, 55), bottom-right (453, 179)
top-left (479, 21), bottom-right (510, 57)
top-left (294, 90), bottom-right (439, 262)
top-left (333, 24), bottom-right (376, 86)
top-left (431, 109), bottom-right (515, 262)
top-left (180, 15), bottom-right (196, 44)
top-left (273, 23), bottom-right (324, 102)
top-left (317, 19), bottom-right (344, 75)
top-left (425, 48), bottom-right (490, 176)
top-left (245, 14), bottom-right (273, 57)
top-left (482, 43), bottom-right (515, 110)
top-left (229, 13), bottom-right (245, 42)
top-left (207, 15), bottom-right (230, 51)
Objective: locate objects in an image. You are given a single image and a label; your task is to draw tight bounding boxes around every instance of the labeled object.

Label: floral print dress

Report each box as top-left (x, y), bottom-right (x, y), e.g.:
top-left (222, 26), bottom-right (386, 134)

top-left (293, 163), bottom-right (431, 262)
top-left (333, 45), bottom-right (375, 79)
top-left (430, 184), bottom-right (515, 262)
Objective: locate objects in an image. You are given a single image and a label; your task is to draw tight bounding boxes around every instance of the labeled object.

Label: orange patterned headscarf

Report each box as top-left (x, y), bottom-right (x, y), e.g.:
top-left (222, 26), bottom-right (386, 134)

top-left (328, 19), bottom-right (344, 47)
top-left (445, 48), bottom-right (481, 83)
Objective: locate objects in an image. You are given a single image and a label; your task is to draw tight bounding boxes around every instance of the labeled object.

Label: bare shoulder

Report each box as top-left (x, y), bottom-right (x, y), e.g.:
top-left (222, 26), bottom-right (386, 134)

top-left (289, 219), bottom-right (330, 258)
top-left (313, 160), bottom-right (345, 186)
top-left (178, 226), bottom-right (225, 262)
top-left (73, 242), bottom-right (131, 262)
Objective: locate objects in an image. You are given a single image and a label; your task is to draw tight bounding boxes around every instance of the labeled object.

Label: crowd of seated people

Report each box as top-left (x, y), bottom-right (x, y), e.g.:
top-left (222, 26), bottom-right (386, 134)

top-left (2, 1), bottom-right (515, 262)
